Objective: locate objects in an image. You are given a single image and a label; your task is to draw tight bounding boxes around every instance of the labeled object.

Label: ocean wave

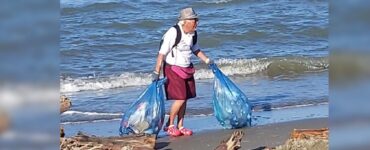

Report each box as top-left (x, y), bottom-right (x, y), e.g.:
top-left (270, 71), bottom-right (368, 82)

top-left (193, 58), bottom-right (271, 79)
top-left (199, 0), bottom-right (237, 4)
top-left (106, 22), bottom-right (130, 30)
top-left (61, 118), bottom-right (121, 125)
top-left (252, 99), bottom-right (328, 112)
top-left (61, 72), bottom-right (152, 92)
top-left (60, 56), bottom-right (328, 93)
top-left (296, 26), bottom-right (328, 38)
top-left (61, 0), bottom-right (122, 8)
top-left (60, 113), bottom-right (213, 124)
top-left (62, 110), bottom-right (121, 116)
top-left (61, 110), bottom-right (122, 123)
top-left (265, 56), bottom-right (328, 77)
top-left (132, 20), bottom-right (164, 29)
top-left (61, 0), bottom-right (135, 15)
top-left (60, 101), bottom-right (327, 124)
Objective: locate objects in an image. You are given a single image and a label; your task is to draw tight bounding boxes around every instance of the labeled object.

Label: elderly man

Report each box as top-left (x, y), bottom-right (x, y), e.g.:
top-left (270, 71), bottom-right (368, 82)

top-left (152, 7), bottom-right (213, 136)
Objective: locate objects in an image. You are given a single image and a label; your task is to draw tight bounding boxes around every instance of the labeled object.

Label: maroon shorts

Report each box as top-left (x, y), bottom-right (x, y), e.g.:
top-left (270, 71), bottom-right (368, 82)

top-left (163, 63), bottom-right (196, 100)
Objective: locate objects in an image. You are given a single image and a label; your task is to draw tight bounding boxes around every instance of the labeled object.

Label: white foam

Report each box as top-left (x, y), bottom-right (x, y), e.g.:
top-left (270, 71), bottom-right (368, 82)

top-left (61, 61), bottom-right (268, 93)
top-left (62, 110), bottom-right (121, 116)
top-left (60, 0), bottom-right (121, 8)
top-left (60, 57), bottom-right (328, 93)
top-left (60, 58), bottom-right (271, 93)
top-left (60, 118), bottom-right (121, 125)
top-left (60, 72), bottom-right (151, 93)
top-left (194, 58), bottom-right (270, 79)
top-left (218, 58), bottom-right (270, 75)
top-left (202, 0), bottom-right (234, 4)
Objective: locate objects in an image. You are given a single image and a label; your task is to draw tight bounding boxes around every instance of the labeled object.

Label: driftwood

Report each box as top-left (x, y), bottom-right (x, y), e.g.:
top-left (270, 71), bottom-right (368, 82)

top-left (60, 95), bottom-right (72, 114)
top-left (60, 132), bottom-right (156, 150)
top-left (59, 95), bottom-right (157, 149)
top-left (262, 128), bottom-right (329, 150)
top-left (60, 95), bottom-right (72, 138)
top-left (289, 128), bottom-right (328, 140)
top-left (215, 130), bottom-right (245, 150)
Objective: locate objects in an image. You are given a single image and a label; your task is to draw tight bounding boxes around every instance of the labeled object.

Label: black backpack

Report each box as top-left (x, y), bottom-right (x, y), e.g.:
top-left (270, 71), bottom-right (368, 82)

top-left (159, 24), bottom-right (197, 57)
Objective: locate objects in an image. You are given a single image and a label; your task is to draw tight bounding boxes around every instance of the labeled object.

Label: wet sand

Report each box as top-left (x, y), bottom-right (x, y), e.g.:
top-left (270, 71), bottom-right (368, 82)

top-left (156, 118), bottom-right (328, 150)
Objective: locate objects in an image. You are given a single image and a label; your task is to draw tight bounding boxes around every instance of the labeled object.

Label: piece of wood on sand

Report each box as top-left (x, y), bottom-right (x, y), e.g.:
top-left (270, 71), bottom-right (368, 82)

top-left (60, 95), bottom-right (72, 138)
top-left (60, 95), bottom-right (72, 114)
top-left (289, 128), bottom-right (328, 140)
top-left (60, 132), bottom-right (156, 150)
top-left (59, 95), bottom-right (155, 150)
top-left (215, 130), bottom-right (245, 150)
top-left (263, 128), bottom-right (329, 150)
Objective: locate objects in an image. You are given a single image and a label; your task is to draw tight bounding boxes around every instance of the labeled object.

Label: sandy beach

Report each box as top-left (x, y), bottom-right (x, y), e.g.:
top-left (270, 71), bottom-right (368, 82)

top-left (63, 103), bottom-right (328, 137)
top-left (61, 117), bottom-right (327, 150)
top-left (156, 117), bottom-right (328, 150)
top-left (62, 104), bottom-right (328, 149)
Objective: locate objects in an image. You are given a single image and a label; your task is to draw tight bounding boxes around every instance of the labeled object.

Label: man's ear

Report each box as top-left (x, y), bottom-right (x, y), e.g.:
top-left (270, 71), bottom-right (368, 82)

top-left (179, 20), bottom-right (185, 26)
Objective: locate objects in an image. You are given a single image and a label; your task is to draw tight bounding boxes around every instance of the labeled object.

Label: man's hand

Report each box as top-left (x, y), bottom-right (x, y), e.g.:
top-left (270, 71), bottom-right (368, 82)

top-left (151, 71), bottom-right (160, 82)
top-left (205, 58), bottom-right (214, 65)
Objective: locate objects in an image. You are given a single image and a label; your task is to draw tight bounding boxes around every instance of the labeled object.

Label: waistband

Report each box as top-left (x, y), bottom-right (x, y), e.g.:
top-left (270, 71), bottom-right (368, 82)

top-left (164, 62), bottom-right (193, 68)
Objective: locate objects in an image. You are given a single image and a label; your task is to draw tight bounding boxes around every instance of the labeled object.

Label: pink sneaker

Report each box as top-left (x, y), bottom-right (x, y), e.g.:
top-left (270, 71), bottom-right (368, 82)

top-left (163, 125), bottom-right (169, 132)
top-left (166, 125), bottom-right (182, 137)
top-left (179, 127), bottom-right (193, 136)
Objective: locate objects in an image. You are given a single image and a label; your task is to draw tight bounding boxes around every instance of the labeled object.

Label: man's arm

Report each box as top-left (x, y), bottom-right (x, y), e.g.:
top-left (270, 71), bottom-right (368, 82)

top-left (194, 49), bottom-right (211, 64)
top-left (154, 27), bottom-right (176, 74)
top-left (154, 53), bottom-right (165, 74)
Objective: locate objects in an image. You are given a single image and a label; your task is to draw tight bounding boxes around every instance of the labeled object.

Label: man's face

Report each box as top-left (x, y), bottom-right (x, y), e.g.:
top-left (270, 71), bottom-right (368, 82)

top-left (183, 18), bottom-right (198, 33)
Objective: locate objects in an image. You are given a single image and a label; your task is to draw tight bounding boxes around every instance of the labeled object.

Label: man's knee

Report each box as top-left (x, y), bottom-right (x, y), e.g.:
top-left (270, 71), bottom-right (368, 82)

top-left (174, 100), bottom-right (186, 104)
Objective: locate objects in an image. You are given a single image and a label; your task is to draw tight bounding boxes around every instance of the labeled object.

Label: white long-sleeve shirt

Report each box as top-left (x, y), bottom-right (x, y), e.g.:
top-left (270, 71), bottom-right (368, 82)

top-left (158, 23), bottom-right (200, 67)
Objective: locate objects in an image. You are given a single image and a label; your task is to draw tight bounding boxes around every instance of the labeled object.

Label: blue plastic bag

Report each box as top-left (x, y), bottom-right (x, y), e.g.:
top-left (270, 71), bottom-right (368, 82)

top-left (210, 63), bottom-right (252, 129)
top-left (119, 78), bottom-right (166, 135)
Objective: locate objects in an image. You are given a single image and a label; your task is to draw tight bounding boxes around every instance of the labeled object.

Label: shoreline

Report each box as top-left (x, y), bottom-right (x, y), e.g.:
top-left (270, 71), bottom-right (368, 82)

top-left (61, 103), bottom-right (328, 149)
top-left (62, 104), bottom-right (328, 138)
top-left (61, 117), bottom-right (328, 150)
top-left (156, 117), bottom-right (328, 150)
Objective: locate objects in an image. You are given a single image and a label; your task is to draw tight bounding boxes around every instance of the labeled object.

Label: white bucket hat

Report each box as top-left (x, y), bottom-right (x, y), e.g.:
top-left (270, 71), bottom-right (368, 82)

top-left (178, 7), bottom-right (199, 20)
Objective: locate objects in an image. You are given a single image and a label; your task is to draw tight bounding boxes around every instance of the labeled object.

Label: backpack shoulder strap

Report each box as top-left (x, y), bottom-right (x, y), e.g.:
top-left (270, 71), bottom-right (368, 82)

top-left (170, 24), bottom-right (181, 57)
top-left (193, 30), bottom-right (197, 45)
top-left (172, 24), bottom-right (181, 49)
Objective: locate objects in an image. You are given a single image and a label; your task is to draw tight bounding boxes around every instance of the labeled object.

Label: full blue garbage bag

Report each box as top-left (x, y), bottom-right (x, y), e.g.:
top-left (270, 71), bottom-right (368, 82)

top-left (119, 78), bottom-right (166, 135)
top-left (210, 63), bottom-right (252, 129)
